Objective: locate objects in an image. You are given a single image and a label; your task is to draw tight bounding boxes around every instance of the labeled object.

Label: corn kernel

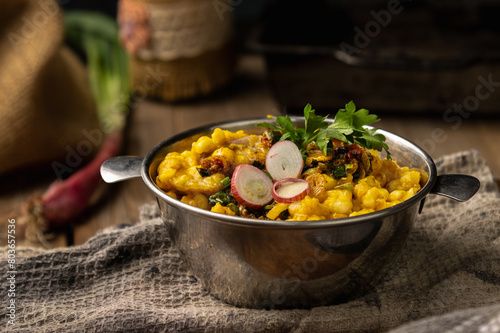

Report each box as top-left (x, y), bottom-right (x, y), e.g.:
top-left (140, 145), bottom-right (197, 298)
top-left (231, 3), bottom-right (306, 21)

top-left (166, 191), bottom-right (178, 199)
top-left (288, 196), bottom-right (329, 220)
top-left (192, 136), bottom-right (216, 154)
top-left (389, 190), bottom-right (406, 202)
top-left (234, 153), bottom-right (251, 165)
top-left (267, 203), bottom-right (290, 220)
top-left (387, 170), bottom-right (421, 192)
top-left (324, 174), bottom-right (337, 190)
top-left (349, 208), bottom-right (375, 217)
top-left (181, 192), bottom-right (209, 210)
top-left (212, 147), bottom-right (235, 162)
top-left (224, 129), bottom-right (247, 142)
top-left (211, 202), bottom-right (237, 216)
top-left (211, 128), bottom-right (226, 145)
top-left (181, 150), bottom-right (199, 167)
top-left (324, 190), bottom-right (353, 215)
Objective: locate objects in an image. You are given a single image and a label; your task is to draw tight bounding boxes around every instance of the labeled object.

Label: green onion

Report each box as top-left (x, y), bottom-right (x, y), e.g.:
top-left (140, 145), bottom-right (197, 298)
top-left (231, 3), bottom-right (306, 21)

top-left (264, 202), bottom-right (276, 211)
top-left (64, 10), bottom-right (130, 132)
top-left (333, 165), bottom-right (347, 179)
top-left (221, 176), bottom-right (231, 189)
top-left (227, 203), bottom-right (240, 215)
top-left (339, 186), bottom-right (354, 191)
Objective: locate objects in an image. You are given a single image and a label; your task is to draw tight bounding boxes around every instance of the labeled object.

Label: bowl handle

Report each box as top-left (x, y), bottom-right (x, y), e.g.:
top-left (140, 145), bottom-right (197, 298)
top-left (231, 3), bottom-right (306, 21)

top-left (430, 174), bottom-right (480, 202)
top-left (100, 156), bottom-right (143, 183)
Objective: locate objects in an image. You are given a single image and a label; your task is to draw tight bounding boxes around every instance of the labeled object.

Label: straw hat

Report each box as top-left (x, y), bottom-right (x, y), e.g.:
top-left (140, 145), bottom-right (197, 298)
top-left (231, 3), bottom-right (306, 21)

top-left (0, 0), bottom-right (100, 175)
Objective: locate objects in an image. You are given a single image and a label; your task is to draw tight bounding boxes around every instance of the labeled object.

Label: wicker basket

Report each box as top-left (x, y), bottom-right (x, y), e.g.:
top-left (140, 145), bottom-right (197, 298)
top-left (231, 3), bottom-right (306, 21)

top-left (118, 0), bottom-right (236, 102)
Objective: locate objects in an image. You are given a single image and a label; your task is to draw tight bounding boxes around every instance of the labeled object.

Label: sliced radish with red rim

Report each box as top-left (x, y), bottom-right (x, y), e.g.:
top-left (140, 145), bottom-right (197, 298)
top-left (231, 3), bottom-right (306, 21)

top-left (231, 164), bottom-right (273, 209)
top-left (266, 140), bottom-right (304, 181)
top-left (272, 178), bottom-right (310, 203)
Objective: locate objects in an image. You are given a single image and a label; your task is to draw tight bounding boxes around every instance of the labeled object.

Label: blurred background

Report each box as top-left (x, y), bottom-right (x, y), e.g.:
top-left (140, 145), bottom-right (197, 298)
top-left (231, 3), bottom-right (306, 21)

top-left (60, 0), bottom-right (268, 25)
top-left (60, 0), bottom-right (500, 114)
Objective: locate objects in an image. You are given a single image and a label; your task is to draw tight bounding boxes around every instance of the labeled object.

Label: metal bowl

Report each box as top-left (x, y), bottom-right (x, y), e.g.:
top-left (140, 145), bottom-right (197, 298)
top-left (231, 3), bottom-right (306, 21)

top-left (101, 117), bottom-right (480, 309)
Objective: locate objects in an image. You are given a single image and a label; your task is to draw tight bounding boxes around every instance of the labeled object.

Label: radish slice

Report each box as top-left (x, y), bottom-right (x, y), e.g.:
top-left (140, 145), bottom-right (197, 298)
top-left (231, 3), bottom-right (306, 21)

top-left (266, 140), bottom-right (304, 181)
top-left (231, 164), bottom-right (273, 209)
top-left (272, 178), bottom-right (310, 203)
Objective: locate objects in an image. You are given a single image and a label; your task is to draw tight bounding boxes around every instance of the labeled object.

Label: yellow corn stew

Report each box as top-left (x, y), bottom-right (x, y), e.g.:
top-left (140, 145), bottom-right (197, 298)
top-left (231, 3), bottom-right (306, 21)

top-left (156, 128), bottom-right (428, 221)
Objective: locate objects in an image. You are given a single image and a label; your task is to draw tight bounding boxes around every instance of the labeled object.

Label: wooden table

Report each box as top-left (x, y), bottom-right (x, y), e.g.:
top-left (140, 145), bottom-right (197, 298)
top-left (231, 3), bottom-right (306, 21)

top-left (1, 54), bottom-right (499, 248)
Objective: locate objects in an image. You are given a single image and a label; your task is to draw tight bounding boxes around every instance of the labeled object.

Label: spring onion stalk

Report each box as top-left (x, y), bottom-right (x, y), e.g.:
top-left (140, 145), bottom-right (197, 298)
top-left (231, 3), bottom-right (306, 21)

top-left (64, 10), bottom-right (130, 132)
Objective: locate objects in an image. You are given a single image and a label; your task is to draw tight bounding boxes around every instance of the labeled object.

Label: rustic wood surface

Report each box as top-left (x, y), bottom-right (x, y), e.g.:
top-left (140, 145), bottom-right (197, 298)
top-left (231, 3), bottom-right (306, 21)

top-left (1, 54), bottom-right (499, 249)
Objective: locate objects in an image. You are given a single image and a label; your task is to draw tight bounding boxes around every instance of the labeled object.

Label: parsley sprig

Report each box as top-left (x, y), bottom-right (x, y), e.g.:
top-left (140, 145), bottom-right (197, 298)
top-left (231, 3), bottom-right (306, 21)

top-left (257, 101), bottom-right (391, 159)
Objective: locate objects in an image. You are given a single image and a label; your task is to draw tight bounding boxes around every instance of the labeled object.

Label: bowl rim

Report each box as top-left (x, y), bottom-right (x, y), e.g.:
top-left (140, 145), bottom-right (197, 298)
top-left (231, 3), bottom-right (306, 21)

top-left (141, 116), bottom-right (437, 229)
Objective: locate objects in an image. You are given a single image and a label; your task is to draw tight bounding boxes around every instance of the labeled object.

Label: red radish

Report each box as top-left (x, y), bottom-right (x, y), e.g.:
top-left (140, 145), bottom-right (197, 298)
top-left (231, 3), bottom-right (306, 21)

top-left (272, 178), bottom-right (310, 203)
top-left (266, 140), bottom-right (304, 181)
top-left (231, 164), bottom-right (273, 209)
top-left (41, 131), bottom-right (123, 227)
top-left (6, 130), bottom-right (123, 242)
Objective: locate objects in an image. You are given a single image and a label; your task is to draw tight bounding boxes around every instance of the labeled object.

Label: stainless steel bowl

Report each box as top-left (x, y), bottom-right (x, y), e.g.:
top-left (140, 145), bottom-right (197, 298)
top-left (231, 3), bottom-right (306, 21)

top-left (101, 117), bottom-right (480, 309)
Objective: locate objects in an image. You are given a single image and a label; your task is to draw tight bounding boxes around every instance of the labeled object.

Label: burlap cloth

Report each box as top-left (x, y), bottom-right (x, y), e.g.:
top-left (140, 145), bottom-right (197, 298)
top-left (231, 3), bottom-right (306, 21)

top-left (2, 149), bottom-right (499, 332)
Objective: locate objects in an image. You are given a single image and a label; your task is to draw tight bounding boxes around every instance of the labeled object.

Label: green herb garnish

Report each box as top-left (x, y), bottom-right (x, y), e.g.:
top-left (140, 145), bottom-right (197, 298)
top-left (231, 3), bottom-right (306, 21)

top-left (258, 101), bottom-right (391, 159)
top-left (251, 160), bottom-right (265, 170)
top-left (279, 209), bottom-right (290, 220)
top-left (197, 167), bottom-right (211, 177)
top-left (208, 191), bottom-right (237, 207)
